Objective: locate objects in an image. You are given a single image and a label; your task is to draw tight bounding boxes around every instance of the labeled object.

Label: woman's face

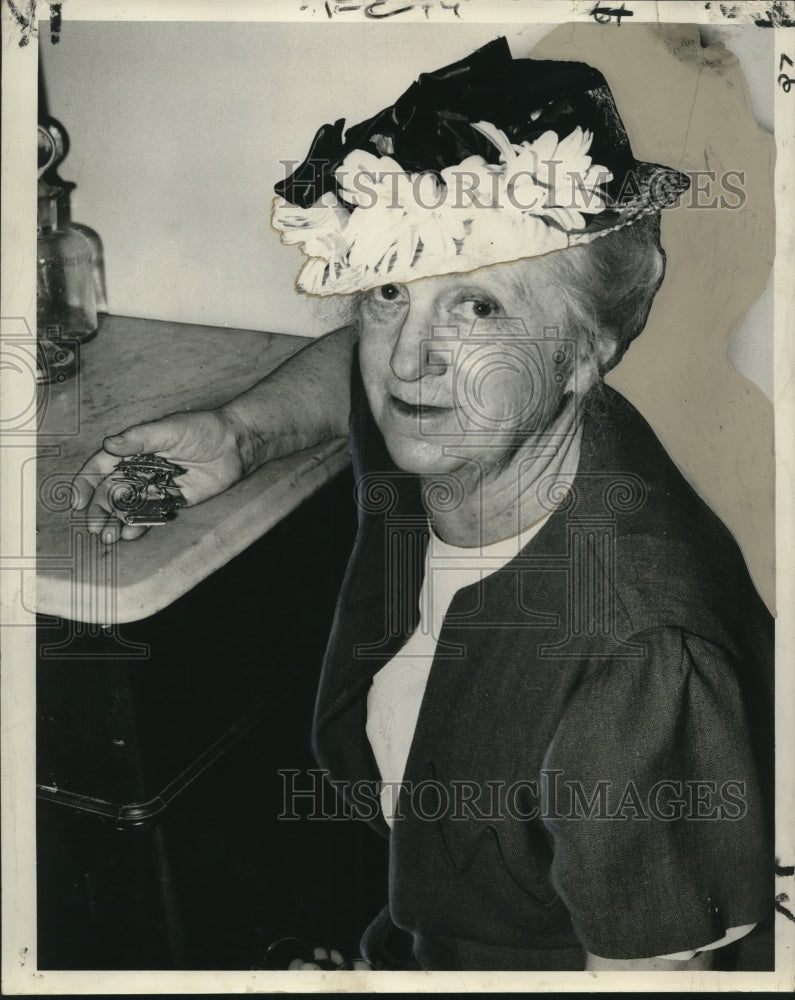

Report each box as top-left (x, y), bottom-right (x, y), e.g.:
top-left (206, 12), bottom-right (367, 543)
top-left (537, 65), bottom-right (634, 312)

top-left (358, 256), bottom-right (584, 479)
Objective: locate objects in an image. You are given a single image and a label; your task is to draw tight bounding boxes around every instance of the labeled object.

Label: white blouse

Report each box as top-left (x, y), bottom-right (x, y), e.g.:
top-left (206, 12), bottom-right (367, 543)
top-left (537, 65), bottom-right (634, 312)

top-left (366, 513), bottom-right (552, 829)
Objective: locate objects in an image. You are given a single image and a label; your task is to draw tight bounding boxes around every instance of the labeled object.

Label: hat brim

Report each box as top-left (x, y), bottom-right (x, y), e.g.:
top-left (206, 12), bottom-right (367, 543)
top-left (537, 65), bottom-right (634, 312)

top-left (274, 159), bottom-right (688, 297)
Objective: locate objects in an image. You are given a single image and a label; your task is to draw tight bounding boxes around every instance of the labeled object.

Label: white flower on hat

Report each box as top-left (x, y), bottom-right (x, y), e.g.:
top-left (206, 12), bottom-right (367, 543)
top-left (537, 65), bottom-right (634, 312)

top-left (270, 190), bottom-right (351, 263)
top-left (270, 120), bottom-right (613, 295)
top-left (337, 150), bottom-right (468, 275)
top-left (471, 121), bottom-right (612, 231)
top-left (439, 155), bottom-right (502, 209)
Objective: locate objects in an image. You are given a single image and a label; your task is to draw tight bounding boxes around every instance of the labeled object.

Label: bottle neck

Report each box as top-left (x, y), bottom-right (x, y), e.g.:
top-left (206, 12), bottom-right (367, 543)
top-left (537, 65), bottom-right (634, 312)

top-left (37, 181), bottom-right (62, 233)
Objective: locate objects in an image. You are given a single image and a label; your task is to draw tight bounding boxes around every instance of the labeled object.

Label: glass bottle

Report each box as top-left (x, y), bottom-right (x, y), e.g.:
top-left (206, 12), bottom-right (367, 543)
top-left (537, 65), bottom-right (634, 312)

top-left (37, 179), bottom-right (98, 345)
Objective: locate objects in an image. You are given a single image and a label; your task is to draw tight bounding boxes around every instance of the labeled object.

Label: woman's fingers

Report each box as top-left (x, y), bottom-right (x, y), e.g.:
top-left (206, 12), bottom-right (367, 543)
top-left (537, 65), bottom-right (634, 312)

top-left (102, 421), bottom-right (183, 458)
top-left (285, 945), bottom-right (367, 971)
top-left (86, 508), bottom-right (117, 541)
top-left (71, 449), bottom-right (125, 511)
top-left (69, 413), bottom-right (241, 527)
top-left (79, 475), bottom-right (154, 544)
top-left (83, 473), bottom-right (135, 536)
top-left (95, 518), bottom-right (150, 546)
top-left (120, 523), bottom-right (150, 542)
top-left (72, 418), bottom-right (189, 513)
top-left (99, 517), bottom-right (123, 546)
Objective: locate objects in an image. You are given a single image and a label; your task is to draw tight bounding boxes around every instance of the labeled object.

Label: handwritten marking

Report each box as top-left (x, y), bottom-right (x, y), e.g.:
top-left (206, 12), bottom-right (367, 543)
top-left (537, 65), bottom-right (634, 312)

top-left (589, 2), bottom-right (634, 25)
top-left (318, 0), bottom-right (464, 17)
top-left (49, 1), bottom-right (61, 43)
top-left (706, 0), bottom-right (795, 19)
top-left (365, 1), bottom-right (415, 16)
top-left (5, 0), bottom-right (37, 46)
top-left (755, 1), bottom-right (795, 27)
top-left (776, 865), bottom-right (795, 924)
top-left (779, 53), bottom-right (794, 92)
top-left (775, 895), bottom-right (795, 923)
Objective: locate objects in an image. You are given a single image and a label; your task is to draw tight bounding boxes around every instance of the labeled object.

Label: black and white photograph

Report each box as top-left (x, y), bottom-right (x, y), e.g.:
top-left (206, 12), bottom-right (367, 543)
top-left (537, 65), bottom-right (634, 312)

top-left (1, 0), bottom-right (794, 992)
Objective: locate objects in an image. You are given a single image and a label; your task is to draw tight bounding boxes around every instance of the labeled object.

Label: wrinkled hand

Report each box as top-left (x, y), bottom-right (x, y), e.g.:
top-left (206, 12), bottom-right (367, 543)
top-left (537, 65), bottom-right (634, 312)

top-left (70, 410), bottom-right (245, 544)
top-left (287, 946), bottom-right (370, 971)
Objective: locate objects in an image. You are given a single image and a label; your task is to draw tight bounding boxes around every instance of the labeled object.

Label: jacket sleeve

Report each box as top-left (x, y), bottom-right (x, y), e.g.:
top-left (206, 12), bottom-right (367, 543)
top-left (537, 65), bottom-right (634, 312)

top-left (540, 626), bottom-right (772, 960)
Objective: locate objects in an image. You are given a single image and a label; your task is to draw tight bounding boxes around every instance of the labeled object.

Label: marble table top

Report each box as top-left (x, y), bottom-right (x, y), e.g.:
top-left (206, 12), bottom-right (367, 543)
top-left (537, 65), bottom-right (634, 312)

top-left (35, 315), bottom-right (350, 624)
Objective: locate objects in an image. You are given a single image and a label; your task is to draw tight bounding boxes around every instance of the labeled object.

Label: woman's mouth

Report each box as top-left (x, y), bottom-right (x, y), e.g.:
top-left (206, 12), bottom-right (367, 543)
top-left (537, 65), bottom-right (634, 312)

top-left (389, 395), bottom-right (453, 420)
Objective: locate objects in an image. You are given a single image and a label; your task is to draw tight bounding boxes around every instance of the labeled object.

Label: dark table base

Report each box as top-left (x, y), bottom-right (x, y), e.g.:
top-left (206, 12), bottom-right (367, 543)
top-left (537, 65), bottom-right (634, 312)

top-left (36, 468), bottom-right (388, 970)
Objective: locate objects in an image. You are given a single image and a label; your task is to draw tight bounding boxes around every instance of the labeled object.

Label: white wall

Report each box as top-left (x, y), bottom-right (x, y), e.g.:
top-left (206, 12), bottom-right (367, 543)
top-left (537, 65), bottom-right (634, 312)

top-left (39, 22), bottom-right (551, 336)
top-left (40, 20), bottom-right (772, 396)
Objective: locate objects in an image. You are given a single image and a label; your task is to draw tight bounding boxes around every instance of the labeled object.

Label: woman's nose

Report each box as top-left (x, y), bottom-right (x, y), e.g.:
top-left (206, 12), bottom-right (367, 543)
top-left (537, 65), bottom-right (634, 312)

top-left (389, 305), bottom-right (448, 382)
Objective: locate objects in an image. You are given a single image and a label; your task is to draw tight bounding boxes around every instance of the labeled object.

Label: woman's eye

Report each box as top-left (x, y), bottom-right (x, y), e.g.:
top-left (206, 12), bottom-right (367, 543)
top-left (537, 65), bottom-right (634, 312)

top-left (456, 298), bottom-right (498, 319)
top-left (365, 284), bottom-right (407, 309)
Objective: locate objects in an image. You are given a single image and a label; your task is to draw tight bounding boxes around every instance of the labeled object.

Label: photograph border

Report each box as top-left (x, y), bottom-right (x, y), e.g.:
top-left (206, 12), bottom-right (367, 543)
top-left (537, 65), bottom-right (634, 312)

top-left (2, 0), bottom-right (794, 993)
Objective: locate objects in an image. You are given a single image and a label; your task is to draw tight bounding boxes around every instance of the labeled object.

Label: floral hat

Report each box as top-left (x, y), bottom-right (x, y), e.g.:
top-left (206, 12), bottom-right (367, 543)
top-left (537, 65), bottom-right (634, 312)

top-left (271, 36), bottom-right (690, 296)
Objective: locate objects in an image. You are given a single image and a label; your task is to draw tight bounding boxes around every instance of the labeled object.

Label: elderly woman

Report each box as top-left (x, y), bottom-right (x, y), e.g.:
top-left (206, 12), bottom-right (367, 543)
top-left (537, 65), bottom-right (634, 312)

top-left (75, 39), bottom-right (773, 972)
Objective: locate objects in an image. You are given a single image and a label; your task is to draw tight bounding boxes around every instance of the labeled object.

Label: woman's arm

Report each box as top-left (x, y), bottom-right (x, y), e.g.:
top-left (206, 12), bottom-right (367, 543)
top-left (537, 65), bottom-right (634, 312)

top-left (72, 323), bottom-right (358, 543)
top-left (218, 322), bottom-right (358, 475)
top-left (541, 628), bottom-right (770, 970)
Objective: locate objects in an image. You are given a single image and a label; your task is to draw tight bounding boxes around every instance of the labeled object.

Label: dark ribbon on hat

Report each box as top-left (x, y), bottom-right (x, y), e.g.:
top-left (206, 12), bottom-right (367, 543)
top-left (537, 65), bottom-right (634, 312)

top-left (274, 36), bottom-right (681, 213)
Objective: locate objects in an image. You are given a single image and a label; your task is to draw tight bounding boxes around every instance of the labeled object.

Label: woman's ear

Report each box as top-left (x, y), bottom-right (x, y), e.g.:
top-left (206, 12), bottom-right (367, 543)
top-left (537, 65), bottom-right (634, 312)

top-left (592, 331), bottom-right (619, 373)
top-left (565, 330), bottom-right (616, 395)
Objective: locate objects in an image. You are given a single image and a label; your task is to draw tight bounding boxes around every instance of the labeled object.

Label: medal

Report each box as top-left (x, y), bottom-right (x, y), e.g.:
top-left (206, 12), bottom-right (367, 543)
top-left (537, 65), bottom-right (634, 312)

top-left (110, 453), bottom-right (187, 526)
